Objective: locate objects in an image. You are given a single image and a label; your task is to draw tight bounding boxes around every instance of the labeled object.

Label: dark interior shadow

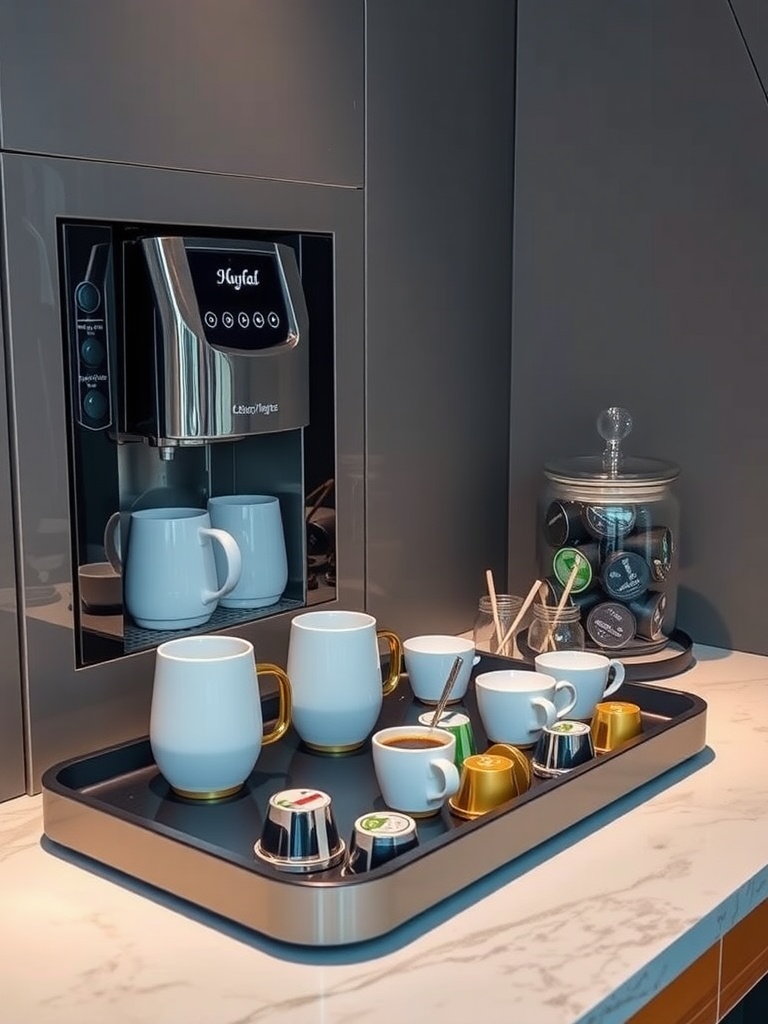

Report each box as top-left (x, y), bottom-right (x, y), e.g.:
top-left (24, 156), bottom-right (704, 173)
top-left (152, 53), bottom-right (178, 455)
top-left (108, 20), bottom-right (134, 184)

top-left (41, 744), bottom-right (716, 966)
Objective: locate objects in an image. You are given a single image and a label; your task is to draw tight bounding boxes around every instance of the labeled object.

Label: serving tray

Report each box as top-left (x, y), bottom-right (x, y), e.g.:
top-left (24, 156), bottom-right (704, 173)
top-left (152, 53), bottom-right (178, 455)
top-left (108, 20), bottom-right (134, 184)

top-left (41, 654), bottom-right (707, 946)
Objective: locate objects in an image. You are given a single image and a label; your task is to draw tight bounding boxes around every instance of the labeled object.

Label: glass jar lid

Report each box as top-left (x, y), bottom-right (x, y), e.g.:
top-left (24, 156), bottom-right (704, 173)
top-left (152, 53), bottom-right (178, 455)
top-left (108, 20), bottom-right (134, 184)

top-left (544, 407), bottom-right (679, 487)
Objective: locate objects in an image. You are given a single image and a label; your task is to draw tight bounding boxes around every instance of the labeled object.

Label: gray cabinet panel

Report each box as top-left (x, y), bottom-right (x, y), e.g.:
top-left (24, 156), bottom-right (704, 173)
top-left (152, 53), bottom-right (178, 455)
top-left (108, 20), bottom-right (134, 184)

top-left (0, 317), bottom-right (25, 802)
top-left (365, 0), bottom-right (515, 637)
top-left (510, 0), bottom-right (768, 653)
top-left (0, 0), bottom-right (363, 186)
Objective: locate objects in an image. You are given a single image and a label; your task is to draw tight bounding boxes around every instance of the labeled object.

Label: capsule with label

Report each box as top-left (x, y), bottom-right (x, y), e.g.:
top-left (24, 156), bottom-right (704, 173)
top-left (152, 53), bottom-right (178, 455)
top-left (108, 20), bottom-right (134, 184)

top-left (586, 602), bottom-right (637, 649)
top-left (600, 550), bottom-right (651, 602)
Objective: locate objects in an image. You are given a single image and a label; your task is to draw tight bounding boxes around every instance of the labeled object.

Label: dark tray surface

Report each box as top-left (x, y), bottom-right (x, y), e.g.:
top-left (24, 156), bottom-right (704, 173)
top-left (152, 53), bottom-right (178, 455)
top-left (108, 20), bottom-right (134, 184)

top-left (45, 654), bottom-right (706, 888)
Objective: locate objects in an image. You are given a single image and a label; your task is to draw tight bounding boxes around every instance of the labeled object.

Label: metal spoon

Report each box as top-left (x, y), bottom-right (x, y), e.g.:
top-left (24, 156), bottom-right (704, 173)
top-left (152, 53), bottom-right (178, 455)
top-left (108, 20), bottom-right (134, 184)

top-left (428, 655), bottom-right (464, 730)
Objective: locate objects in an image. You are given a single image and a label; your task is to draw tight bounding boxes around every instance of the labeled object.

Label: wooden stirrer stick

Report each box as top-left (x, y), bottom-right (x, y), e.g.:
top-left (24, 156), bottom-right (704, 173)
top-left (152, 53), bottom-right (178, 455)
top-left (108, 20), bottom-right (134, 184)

top-left (485, 568), bottom-right (504, 653)
top-left (498, 578), bottom-right (543, 657)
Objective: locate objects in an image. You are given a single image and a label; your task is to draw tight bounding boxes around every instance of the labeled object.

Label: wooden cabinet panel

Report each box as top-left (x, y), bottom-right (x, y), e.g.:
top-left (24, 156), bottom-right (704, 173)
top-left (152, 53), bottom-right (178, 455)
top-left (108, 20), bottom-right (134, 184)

top-left (626, 944), bottom-right (719, 1024)
top-left (720, 899), bottom-right (768, 1018)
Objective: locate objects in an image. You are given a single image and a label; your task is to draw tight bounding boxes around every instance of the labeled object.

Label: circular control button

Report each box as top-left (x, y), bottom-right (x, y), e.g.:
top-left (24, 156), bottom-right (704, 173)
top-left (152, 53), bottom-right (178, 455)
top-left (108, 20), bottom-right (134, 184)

top-left (80, 336), bottom-right (105, 368)
top-left (267, 311), bottom-right (280, 329)
top-left (238, 312), bottom-right (250, 328)
top-left (75, 281), bottom-right (101, 314)
top-left (204, 311), bottom-right (218, 329)
top-left (82, 388), bottom-right (108, 421)
top-left (222, 312), bottom-right (234, 329)
top-left (253, 312), bottom-right (265, 328)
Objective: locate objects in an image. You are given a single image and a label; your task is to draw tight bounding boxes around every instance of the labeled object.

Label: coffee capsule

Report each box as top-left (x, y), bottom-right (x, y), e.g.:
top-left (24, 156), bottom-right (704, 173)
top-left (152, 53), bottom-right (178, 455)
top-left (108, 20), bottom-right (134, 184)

top-left (586, 602), bottom-right (637, 650)
top-left (600, 551), bottom-right (651, 602)
top-left (254, 788), bottom-right (345, 873)
top-left (539, 577), bottom-right (573, 606)
top-left (345, 812), bottom-right (419, 874)
top-left (622, 527), bottom-right (673, 582)
top-left (582, 504), bottom-right (637, 541)
top-left (448, 753), bottom-right (521, 820)
top-left (542, 500), bottom-right (589, 547)
top-left (629, 591), bottom-right (668, 641)
top-left (590, 701), bottom-right (643, 754)
top-left (485, 742), bottom-right (532, 794)
top-left (532, 720), bottom-right (595, 778)
top-left (417, 710), bottom-right (476, 765)
top-left (552, 546), bottom-right (598, 594)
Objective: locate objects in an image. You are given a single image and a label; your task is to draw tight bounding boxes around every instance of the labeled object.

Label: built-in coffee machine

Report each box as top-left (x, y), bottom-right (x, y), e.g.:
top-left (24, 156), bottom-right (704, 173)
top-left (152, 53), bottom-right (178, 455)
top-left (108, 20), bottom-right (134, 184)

top-left (60, 223), bottom-right (332, 667)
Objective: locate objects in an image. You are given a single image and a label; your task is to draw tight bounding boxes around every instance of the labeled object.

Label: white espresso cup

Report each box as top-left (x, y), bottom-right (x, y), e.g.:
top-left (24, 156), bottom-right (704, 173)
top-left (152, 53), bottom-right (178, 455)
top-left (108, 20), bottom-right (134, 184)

top-left (534, 650), bottom-right (626, 721)
top-left (207, 494), bottom-right (288, 609)
top-left (150, 635), bottom-right (291, 799)
top-left (286, 610), bottom-right (403, 753)
top-left (371, 725), bottom-right (460, 816)
top-left (105, 507), bottom-right (242, 630)
top-left (475, 670), bottom-right (578, 748)
top-left (403, 635), bottom-right (480, 704)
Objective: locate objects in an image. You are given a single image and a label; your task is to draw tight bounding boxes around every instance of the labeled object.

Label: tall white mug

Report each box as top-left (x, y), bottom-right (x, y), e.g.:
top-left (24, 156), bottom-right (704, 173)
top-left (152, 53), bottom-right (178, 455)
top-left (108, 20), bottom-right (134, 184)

top-left (105, 507), bottom-right (241, 630)
top-left (286, 610), bottom-right (403, 753)
top-left (208, 494), bottom-right (288, 609)
top-left (150, 635), bottom-right (291, 799)
top-left (534, 650), bottom-right (625, 721)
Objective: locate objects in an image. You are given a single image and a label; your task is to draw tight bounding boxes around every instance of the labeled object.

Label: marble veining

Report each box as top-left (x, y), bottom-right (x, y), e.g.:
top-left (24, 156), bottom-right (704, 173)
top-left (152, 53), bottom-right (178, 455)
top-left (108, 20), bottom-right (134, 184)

top-left (0, 645), bottom-right (767, 1023)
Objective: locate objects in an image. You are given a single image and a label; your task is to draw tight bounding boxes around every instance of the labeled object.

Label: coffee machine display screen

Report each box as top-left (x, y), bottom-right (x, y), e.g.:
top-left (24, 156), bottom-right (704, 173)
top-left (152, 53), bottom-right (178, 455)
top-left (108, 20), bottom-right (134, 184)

top-left (186, 248), bottom-right (292, 351)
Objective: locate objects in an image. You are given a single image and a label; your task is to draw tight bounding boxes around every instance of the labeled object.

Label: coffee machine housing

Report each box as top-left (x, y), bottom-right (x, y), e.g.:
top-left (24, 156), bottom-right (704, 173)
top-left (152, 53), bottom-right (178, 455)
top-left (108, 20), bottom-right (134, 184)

top-left (65, 228), bottom-right (309, 452)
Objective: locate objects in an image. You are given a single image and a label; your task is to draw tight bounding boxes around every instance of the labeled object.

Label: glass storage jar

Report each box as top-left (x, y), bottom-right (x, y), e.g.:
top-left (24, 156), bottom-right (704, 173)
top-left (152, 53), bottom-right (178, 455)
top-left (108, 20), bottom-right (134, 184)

top-left (528, 604), bottom-right (585, 654)
top-left (536, 408), bottom-right (680, 656)
top-left (474, 594), bottom-right (524, 658)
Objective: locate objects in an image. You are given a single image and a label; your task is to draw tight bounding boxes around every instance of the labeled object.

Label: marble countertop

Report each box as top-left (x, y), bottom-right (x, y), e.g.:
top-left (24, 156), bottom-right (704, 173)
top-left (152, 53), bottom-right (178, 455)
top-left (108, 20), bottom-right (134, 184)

top-left (2, 644), bottom-right (768, 1024)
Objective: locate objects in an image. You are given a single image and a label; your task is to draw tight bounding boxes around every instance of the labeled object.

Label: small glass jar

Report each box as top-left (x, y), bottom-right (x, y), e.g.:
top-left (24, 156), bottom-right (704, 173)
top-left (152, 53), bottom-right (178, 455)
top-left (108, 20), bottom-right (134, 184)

top-left (474, 594), bottom-right (524, 658)
top-left (528, 605), bottom-right (585, 655)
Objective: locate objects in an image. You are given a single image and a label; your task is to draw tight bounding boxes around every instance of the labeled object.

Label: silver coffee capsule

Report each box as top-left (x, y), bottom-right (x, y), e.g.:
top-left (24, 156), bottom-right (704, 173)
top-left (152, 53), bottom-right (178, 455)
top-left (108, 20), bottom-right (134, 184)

top-left (346, 811), bottom-right (419, 874)
top-left (532, 720), bottom-right (595, 778)
top-left (254, 788), bottom-right (345, 873)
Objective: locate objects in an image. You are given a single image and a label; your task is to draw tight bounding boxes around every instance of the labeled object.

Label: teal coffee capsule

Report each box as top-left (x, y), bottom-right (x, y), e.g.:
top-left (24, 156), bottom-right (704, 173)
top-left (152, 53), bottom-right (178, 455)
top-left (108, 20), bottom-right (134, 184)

top-left (600, 551), bottom-right (651, 602)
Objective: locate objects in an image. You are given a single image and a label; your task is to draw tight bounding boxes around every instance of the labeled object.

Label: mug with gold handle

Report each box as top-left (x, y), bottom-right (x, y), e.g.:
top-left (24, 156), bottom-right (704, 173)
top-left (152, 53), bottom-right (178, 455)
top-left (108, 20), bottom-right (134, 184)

top-left (150, 635), bottom-right (291, 800)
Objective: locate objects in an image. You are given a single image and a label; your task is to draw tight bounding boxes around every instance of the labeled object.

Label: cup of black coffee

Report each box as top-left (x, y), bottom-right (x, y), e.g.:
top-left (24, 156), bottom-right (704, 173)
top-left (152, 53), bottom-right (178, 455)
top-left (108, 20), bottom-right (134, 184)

top-left (371, 726), bottom-right (460, 817)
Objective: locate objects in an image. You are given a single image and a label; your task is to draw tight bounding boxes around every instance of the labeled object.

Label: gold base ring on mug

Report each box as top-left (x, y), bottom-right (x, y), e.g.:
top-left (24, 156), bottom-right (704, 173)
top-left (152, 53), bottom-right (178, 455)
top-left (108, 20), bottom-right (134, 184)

top-left (171, 783), bottom-right (244, 801)
top-left (304, 739), bottom-right (367, 756)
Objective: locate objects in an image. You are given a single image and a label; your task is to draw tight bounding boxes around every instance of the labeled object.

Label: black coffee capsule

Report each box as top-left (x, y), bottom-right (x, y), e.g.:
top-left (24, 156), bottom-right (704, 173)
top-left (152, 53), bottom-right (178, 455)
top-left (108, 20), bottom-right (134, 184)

top-left (586, 602), bottom-right (637, 649)
top-left (571, 587), bottom-right (604, 616)
top-left (539, 576), bottom-right (571, 605)
top-left (628, 591), bottom-right (668, 641)
top-left (542, 500), bottom-right (589, 547)
top-left (600, 551), bottom-right (651, 602)
top-left (622, 527), bottom-right (673, 582)
top-left (582, 504), bottom-right (637, 541)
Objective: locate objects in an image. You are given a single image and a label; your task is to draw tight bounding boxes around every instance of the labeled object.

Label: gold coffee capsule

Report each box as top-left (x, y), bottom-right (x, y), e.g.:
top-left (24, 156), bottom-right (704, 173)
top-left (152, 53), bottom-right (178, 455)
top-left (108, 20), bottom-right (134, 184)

top-left (590, 700), bottom-right (642, 754)
top-left (448, 753), bottom-right (520, 820)
top-left (485, 742), bottom-right (532, 795)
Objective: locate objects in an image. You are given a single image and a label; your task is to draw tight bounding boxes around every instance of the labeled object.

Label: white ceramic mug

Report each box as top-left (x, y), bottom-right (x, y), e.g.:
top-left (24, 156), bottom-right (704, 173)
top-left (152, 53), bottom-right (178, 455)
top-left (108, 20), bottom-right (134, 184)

top-left (207, 494), bottom-right (288, 609)
top-left (403, 635), bottom-right (480, 704)
top-left (286, 609), bottom-right (403, 753)
top-left (475, 670), bottom-right (578, 748)
top-left (150, 635), bottom-right (291, 799)
top-left (371, 725), bottom-right (460, 816)
top-left (534, 650), bottom-right (626, 721)
top-left (105, 507), bottom-right (241, 630)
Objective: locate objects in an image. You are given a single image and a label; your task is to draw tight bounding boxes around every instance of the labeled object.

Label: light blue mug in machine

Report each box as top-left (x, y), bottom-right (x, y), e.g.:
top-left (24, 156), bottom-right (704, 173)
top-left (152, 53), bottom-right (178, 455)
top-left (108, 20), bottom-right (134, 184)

top-left (105, 507), bottom-right (241, 630)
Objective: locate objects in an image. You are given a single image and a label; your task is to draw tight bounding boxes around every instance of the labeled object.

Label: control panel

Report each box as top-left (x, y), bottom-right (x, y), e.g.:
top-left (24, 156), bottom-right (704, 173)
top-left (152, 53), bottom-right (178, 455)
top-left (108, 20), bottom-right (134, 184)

top-left (60, 223), bottom-right (114, 431)
top-left (185, 245), bottom-right (293, 352)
